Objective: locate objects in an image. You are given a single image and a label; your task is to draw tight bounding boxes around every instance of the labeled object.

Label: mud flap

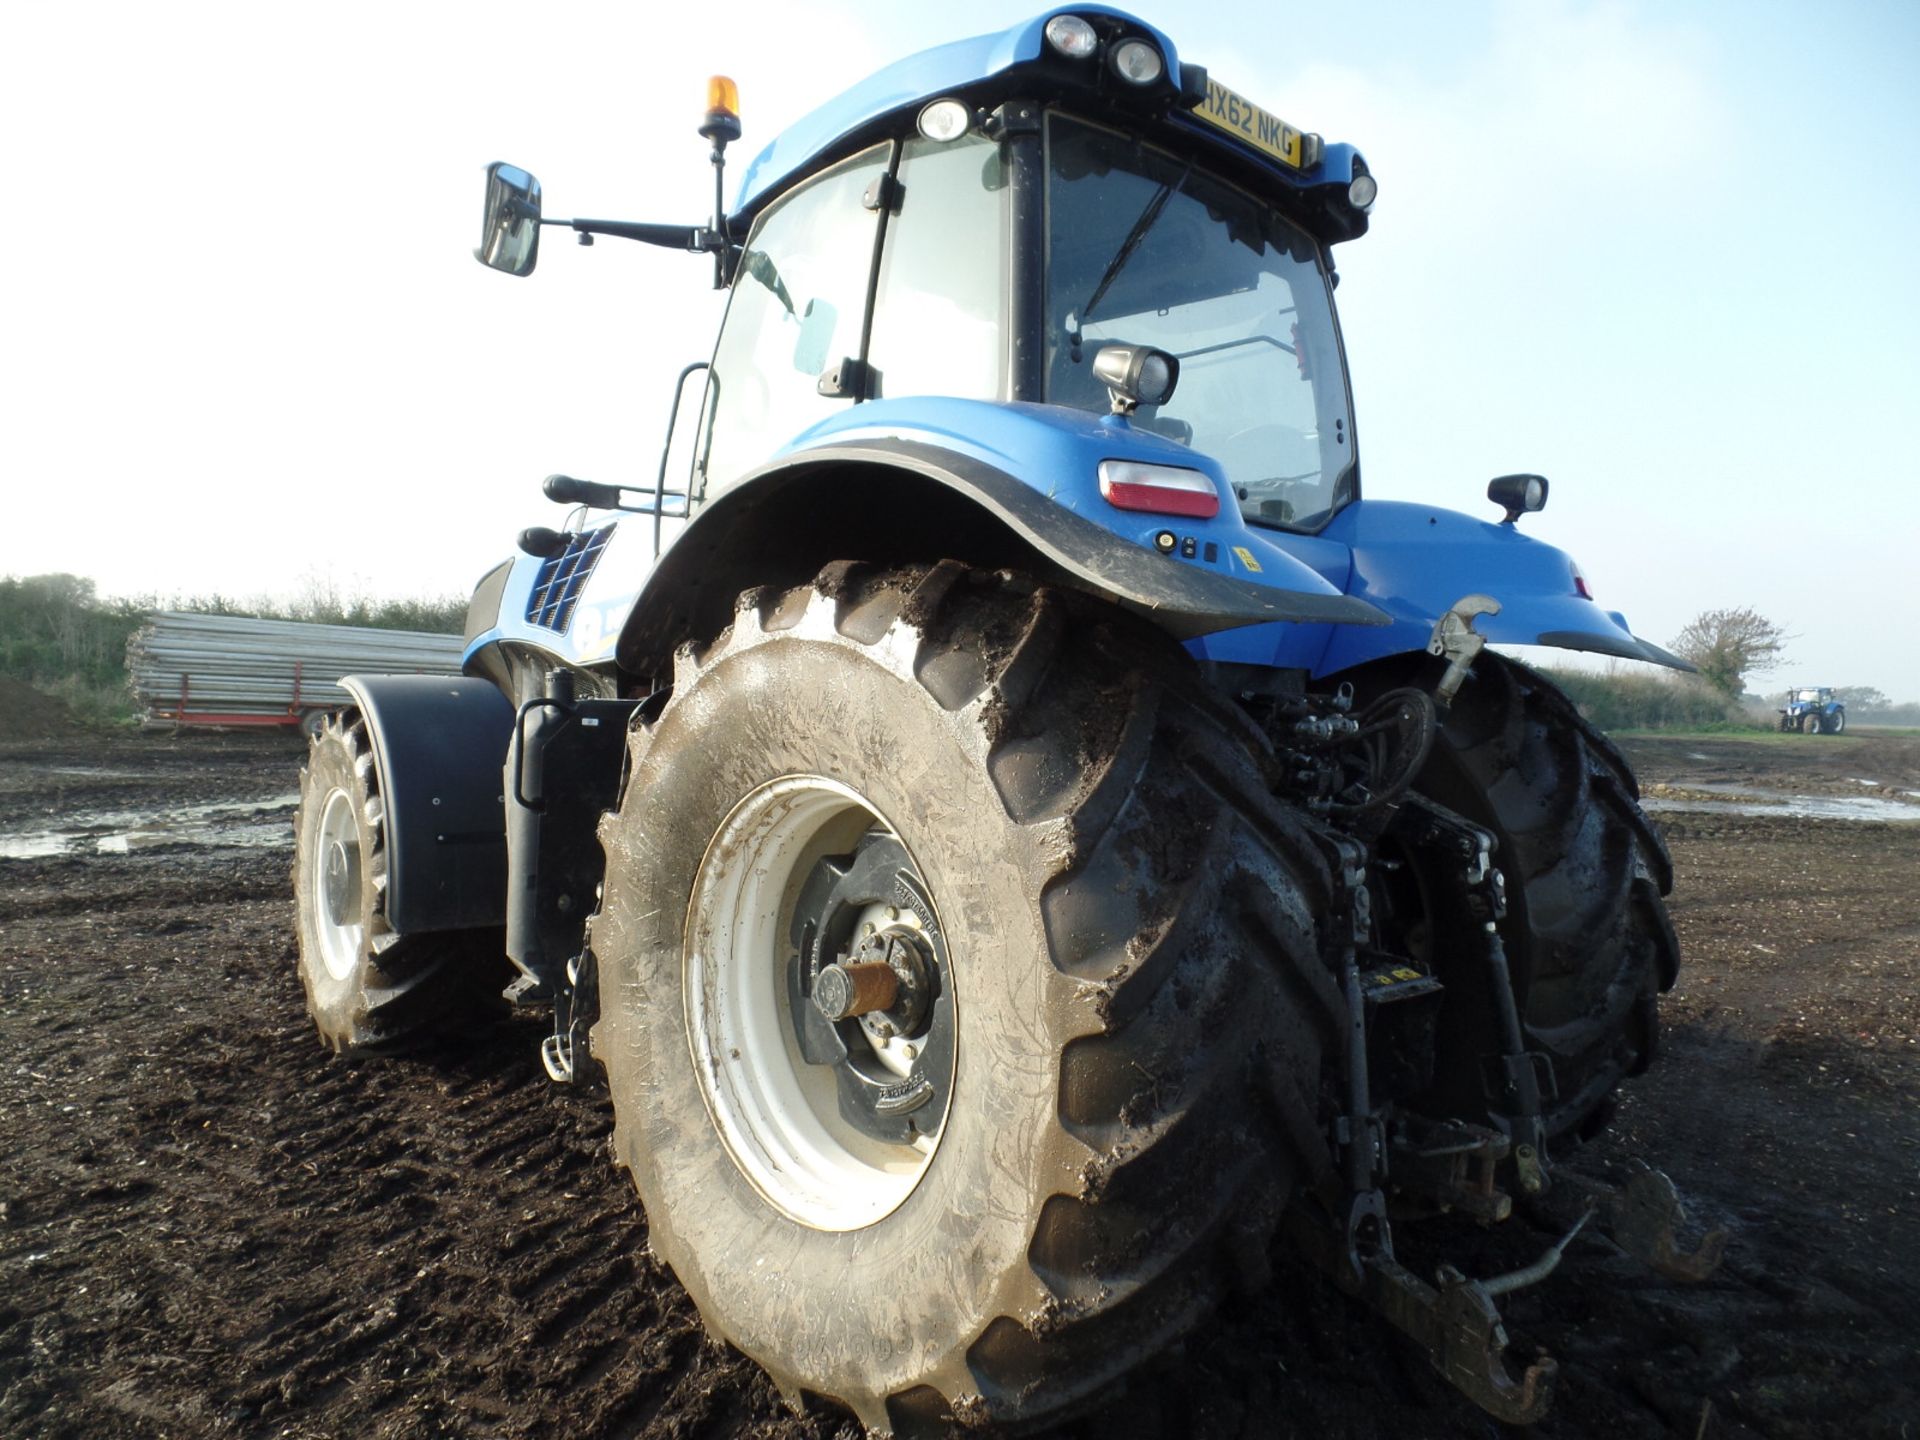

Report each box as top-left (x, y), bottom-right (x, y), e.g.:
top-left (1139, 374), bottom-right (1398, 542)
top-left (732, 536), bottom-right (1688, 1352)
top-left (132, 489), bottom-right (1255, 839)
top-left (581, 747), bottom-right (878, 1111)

top-left (339, 675), bottom-right (514, 934)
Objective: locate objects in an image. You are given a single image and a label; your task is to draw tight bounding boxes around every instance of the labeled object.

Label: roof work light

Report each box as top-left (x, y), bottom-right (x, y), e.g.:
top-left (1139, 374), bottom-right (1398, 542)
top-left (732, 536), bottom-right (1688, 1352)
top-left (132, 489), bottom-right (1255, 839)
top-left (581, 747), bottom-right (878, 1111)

top-left (1044, 15), bottom-right (1099, 58)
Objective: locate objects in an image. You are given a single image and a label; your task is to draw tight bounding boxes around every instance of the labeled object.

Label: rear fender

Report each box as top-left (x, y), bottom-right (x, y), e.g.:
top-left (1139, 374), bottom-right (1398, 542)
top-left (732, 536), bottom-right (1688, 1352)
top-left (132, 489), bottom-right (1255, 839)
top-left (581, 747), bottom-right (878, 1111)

top-left (615, 404), bottom-right (1388, 673)
top-left (338, 675), bottom-right (515, 934)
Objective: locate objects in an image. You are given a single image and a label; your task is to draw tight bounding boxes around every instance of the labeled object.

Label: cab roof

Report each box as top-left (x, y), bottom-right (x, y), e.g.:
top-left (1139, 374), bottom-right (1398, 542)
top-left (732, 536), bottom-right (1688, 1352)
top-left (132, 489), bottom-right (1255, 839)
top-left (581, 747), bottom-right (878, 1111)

top-left (732, 6), bottom-right (1368, 234)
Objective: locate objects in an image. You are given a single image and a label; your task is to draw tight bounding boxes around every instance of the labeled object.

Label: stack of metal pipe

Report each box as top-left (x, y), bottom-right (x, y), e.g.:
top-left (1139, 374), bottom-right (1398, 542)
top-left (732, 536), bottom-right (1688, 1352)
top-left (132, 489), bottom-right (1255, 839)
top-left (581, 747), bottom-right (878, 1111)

top-left (126, 612), bottom-right (466, 728)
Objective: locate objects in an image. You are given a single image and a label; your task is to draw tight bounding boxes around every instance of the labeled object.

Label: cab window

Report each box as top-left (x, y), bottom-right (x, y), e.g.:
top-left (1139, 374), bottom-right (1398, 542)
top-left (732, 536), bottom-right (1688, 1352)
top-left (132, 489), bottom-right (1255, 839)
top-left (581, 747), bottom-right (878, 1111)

top-left (867, 132), bottom-right (1008, 402)
top-left (699, 144), bottom-right (890, 493)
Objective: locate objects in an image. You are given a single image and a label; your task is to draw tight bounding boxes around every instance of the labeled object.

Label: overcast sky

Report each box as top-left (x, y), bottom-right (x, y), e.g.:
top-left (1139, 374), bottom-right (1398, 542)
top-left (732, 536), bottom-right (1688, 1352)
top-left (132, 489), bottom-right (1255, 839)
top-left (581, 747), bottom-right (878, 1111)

top-left (5, 1), bottom-right (1917, 697)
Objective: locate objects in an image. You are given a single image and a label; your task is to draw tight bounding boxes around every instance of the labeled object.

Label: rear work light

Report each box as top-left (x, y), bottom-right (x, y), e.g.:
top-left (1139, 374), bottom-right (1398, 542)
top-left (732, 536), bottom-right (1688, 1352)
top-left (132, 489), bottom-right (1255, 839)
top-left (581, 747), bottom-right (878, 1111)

top-left (1098, 460), bottom-right (1219, 519)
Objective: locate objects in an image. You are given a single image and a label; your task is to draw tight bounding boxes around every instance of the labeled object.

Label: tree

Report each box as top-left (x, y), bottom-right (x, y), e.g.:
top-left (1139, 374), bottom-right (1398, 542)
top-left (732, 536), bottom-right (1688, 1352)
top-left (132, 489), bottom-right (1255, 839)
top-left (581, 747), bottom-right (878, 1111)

top-left (1834, 686), bottom-right (1891, 713)
top-left (1669, 607), bottom-right (1789, 699)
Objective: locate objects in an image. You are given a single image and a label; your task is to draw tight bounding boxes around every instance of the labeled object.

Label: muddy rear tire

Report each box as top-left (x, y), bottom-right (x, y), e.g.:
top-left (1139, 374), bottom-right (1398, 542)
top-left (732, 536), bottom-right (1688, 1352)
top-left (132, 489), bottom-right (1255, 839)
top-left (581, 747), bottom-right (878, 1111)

top-left (292, 711), bottom-right (506, 1055)
top-left (1351, 656), bottom-right (1681, 1152)
top-left (1367, 656), bottom-right (1679, 1143)
top-left (587, 562), bottom-right (1340, 1435)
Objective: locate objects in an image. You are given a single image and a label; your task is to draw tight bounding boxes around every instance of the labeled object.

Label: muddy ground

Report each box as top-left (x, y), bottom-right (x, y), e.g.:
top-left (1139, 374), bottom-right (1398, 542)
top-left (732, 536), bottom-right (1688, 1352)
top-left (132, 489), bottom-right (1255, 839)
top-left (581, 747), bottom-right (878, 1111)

top-left (1, 726), bottom-right (1915, 1439)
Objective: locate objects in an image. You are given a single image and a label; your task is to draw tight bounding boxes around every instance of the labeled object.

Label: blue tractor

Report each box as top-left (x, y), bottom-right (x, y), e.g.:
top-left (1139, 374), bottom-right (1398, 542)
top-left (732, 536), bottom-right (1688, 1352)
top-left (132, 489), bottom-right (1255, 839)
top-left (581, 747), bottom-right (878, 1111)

top-left (294, 10), bottom-right (1705, 1431)
top-left (1780, 686), bottom-right (1846, 735)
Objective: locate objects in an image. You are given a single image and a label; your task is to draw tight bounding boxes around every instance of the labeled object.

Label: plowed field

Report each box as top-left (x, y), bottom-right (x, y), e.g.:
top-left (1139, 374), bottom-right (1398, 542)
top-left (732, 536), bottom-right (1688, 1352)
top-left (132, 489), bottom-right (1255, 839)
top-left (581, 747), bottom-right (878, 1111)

top-left (2, 728), bottom-right (1915, 1438)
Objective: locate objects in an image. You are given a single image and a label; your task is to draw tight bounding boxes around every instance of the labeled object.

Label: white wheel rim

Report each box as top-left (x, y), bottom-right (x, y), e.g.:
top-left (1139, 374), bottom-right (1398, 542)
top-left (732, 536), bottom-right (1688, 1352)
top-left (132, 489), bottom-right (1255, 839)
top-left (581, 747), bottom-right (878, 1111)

top-left (314, 787), bottom-right (364, 982)
top-left (684, 776), bottom-right (953, 1231)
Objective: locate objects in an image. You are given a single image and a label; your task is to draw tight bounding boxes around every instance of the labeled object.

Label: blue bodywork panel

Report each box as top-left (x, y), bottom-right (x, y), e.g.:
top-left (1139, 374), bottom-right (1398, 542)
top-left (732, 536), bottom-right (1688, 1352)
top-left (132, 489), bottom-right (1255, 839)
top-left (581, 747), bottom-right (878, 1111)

top-left (784, 403), bottom-right (1674, 676)
top-left (466, 520), bottom-right (647, 672)
top-left (465, 397), bottom-right (1681, 680)
top-left (783, 397), bottom-right (1341, 598)
top-left (732, 6), bottom-right (1364, 222)
top-left (465, 11), bottom-right (1682, 685)
top-left (1200, 500), bottom-right (1681, 676)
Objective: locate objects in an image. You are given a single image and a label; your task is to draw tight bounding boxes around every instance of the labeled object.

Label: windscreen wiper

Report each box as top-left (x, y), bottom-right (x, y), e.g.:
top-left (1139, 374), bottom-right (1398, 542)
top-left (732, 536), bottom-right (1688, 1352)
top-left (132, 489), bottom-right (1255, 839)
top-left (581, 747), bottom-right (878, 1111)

top-left (1080, 163), bottom-right (1192, 324)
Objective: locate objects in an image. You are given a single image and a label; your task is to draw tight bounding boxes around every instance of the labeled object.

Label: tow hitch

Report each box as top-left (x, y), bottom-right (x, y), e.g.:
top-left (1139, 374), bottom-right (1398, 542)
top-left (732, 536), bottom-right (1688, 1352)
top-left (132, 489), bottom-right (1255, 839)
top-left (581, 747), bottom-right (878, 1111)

top-left (1284, 1203), bottom-right (1576, 1425)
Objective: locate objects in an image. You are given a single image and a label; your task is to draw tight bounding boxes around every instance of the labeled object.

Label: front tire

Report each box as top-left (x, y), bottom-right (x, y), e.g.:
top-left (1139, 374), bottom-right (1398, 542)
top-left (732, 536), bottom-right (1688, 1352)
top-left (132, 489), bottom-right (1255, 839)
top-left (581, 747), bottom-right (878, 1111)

top-left (588, 562), bottom-right (1340, 1434)
top-left (292, 711), bottom-right (506, 1054)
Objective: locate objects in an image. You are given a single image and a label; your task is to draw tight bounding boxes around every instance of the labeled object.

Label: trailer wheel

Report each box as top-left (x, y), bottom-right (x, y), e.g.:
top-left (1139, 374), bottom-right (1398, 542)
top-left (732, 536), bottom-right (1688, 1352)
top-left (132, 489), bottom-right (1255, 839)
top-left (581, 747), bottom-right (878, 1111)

top-left (1393, 656), bottom-right (1679, 1142)
top-left (588, 562), bottom-right (1340, 1435)
top-left (292, 711), bottom-right (504, 1054)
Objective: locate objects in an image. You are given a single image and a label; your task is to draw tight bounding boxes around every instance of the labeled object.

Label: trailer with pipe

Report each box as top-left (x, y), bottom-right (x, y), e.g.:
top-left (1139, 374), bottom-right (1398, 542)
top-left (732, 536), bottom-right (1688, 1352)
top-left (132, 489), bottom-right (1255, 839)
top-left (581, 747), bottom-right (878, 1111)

top-left (128, 612), bottom-right (463, 734)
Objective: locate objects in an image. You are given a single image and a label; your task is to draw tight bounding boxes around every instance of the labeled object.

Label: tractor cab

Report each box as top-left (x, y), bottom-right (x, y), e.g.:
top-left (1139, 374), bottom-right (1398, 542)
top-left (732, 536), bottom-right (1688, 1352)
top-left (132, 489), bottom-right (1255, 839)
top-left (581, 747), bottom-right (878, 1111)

top-left (692, 14), bottom-right (1373, 538)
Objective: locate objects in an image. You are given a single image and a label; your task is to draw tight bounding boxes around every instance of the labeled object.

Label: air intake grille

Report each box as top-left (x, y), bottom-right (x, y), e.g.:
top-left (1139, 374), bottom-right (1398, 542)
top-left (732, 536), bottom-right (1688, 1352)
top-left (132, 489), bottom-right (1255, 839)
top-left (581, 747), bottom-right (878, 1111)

top-left (525, 524), bottom-right (614, 632)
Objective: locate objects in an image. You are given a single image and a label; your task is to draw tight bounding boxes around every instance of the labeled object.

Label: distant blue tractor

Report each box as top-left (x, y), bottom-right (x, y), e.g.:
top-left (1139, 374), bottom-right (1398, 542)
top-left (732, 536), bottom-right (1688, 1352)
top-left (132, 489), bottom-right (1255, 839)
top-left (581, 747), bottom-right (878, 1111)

top-left (1781, 686), bottom-right (1846, 735)
top-left (292, 10), bottom-right (1707, 1431)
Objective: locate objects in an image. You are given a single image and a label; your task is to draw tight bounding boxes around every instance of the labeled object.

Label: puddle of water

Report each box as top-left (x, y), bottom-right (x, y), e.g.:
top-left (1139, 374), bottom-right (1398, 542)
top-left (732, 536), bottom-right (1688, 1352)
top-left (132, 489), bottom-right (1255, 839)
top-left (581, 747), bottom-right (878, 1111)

top-left (0, 795), bottom-right (298, 860)
top-left (0, 834), bottom-right (72, 860)
top-left (1644, 781), bottom-right (1920, 823)
top-left (1687, 752), bottom-right (1712, 761)
top-left (1848, 777), bottom-right (1881, 787)
top-left (46, 766), bottom-right (145, 780)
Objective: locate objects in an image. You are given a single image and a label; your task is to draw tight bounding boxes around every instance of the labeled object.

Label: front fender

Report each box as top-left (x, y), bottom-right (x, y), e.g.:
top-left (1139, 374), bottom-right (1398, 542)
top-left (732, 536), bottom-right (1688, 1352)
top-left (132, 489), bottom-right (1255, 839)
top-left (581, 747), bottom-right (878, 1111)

top-left (339, 675), bottom-right (514, 934)
top-left (1307, 500), bottom-right (1692, 674)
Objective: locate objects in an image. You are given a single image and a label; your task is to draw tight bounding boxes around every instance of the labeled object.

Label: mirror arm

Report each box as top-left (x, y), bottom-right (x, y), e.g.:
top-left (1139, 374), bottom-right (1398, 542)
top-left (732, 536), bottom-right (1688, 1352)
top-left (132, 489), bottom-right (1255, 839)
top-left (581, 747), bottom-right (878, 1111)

top-left (549, 217), bottom-right (732, 255)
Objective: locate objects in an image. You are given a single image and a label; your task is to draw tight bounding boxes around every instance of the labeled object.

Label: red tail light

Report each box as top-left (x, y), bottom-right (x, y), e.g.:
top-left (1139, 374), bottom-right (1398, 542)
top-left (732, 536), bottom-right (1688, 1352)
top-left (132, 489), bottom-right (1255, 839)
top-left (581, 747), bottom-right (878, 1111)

top-left (1098, 460), bottom-right (1219, 519)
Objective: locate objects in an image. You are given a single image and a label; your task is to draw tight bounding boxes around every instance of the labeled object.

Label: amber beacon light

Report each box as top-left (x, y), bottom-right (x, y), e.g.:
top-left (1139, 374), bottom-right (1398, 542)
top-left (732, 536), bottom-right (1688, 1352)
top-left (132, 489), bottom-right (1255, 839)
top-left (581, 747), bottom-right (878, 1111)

top-left (702, 76), bottom-right (742, 142)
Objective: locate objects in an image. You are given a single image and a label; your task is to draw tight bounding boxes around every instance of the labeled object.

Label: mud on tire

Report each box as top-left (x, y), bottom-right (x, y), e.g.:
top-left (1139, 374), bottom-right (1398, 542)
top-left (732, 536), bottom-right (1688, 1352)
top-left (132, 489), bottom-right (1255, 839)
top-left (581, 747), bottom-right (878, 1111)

top-left (586, 562), bottom-right (1342, 1435)
top-left (1401, 655), bottom-right (1679, 1141)
top-left (292, 711), bottom-right (506, 1055)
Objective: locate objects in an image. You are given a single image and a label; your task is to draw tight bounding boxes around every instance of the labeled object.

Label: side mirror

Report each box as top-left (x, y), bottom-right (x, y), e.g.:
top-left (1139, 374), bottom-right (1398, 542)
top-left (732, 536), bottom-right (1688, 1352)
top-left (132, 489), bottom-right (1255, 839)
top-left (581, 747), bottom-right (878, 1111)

top-left (476, 162), bottom-right (542, 276)
top-left (792, 299), bottom-right (838, 377)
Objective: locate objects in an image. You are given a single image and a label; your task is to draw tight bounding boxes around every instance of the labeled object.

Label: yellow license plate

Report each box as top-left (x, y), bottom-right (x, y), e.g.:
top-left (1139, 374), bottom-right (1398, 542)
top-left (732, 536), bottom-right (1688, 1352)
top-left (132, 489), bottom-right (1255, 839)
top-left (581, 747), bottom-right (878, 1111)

top-left (1195, 80), bottom-right (1305, 169)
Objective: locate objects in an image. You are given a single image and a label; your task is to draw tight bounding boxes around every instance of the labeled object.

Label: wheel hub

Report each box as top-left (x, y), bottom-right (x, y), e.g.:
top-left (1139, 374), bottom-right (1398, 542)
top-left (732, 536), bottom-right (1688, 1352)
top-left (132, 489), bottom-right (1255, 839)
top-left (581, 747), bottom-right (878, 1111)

top-left (790, 834), bottom-right (954, 1142)
top-left (323, 838), bottom-right (359, 924)
top-left (815, 921), bottom-right (933, 1036)
top-left (311, 787), bottom-right (365, 983)
top-left (684, 776), bottom-right (956, 1232)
